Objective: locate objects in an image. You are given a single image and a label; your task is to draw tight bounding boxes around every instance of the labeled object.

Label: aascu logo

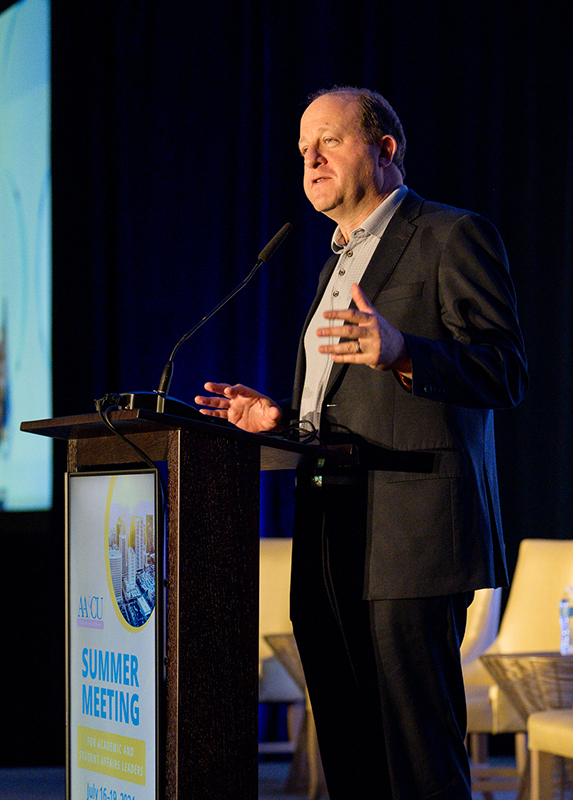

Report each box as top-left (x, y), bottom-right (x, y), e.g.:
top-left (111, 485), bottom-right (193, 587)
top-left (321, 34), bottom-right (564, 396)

top-left (77, 596), bottom-right (104, 629)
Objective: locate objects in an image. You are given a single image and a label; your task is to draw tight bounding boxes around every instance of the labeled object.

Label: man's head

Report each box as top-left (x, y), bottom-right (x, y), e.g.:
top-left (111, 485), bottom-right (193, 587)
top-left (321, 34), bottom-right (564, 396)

top-left (308, 87), bottom-right (406, 179)
top-left (299, 87), bottom-right (405, 238)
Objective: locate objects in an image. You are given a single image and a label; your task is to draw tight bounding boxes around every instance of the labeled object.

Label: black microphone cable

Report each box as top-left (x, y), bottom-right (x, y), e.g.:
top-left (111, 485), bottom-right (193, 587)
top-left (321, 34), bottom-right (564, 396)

top-left (94, 395), bottom-right (168, 503)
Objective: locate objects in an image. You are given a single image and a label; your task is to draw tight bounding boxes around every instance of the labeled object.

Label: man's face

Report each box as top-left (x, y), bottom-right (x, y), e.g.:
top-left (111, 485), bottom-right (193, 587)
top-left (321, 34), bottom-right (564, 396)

top-left (298, 93), bottom-right (393, 229)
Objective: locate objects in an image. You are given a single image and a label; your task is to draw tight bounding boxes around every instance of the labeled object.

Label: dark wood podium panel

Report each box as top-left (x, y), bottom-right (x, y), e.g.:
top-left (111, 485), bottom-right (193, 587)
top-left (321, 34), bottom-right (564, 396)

top-left (22, 411), bottom-right (350, 799)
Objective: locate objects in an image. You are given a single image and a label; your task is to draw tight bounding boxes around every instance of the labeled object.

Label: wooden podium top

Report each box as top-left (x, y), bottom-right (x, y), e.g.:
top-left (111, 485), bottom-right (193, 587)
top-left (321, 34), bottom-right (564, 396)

top-left (21, 409), bottom-right (356, 471)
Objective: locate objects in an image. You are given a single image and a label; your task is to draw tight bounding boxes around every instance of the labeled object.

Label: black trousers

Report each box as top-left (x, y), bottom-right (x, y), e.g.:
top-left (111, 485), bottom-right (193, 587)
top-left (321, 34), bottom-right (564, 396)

top-left (290, 473), bottom-right (472, 800)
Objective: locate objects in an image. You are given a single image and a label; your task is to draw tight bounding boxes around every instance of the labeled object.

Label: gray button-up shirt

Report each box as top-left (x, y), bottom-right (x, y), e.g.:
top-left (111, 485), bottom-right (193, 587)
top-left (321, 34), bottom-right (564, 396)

top-left (299, 185), bottom-right (408, 431)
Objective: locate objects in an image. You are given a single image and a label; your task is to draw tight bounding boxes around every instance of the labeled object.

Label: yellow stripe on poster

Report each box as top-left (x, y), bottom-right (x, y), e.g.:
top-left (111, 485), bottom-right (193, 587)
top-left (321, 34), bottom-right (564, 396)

top-left (77, 725), bottom-right (146, 786)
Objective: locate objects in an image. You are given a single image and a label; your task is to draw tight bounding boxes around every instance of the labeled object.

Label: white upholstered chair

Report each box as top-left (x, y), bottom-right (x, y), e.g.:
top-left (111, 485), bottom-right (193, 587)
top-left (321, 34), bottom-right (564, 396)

top-left (461, 587), bottom-right (502, 668)
top-left (461, 587), bottom-right (504, 794)
top-left (259, 537), bottom-right (305, 755)
top-left (528, 708), bottom-right (573, 800)
top-left (465, 539), bottom-right (573, 798)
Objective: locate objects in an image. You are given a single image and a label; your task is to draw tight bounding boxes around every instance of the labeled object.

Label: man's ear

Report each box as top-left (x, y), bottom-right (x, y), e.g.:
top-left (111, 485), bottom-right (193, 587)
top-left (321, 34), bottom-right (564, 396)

top-left (378, 135), bottom-right (398, 168)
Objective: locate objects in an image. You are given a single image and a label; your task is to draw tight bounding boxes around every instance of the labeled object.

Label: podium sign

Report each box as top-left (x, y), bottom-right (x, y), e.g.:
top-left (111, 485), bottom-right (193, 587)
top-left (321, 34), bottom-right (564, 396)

top-left (67, 470), bottom-right (160, 800)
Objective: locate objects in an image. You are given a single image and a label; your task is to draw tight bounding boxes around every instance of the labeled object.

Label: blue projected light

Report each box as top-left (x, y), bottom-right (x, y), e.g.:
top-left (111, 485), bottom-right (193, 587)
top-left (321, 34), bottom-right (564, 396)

top-left (0, 0), bottom-right (51, 510)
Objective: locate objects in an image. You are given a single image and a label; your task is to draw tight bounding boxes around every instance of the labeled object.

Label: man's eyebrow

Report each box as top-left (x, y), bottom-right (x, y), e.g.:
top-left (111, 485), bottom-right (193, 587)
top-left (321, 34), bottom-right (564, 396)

top-left (298, 125), bottom-right (336, 147)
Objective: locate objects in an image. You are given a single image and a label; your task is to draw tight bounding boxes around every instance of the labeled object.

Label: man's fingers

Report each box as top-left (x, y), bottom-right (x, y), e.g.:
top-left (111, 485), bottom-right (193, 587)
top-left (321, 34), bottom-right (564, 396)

top-left (322, 308), bottom-right (361, 322)
top-left (321, 308), bottom-right (373, 329)
top-left (198, 407), bottom-right (229, 418)
top-left (351, 282), bottom-right (374, 312)
top-left (195, 394), bottom-right (230, 409)
top-left (202, 382), bottom-right (257, 399)
top-left (208, 382), bottom-right (258, 398)
top-left (316, 323), bottom-right (364, 339)
top-left (225, 383), bottom-right (253, 397)
top-left (203, 381), bottom-right (232, 394)
top-left (320, 285), bottom-right (374, 324)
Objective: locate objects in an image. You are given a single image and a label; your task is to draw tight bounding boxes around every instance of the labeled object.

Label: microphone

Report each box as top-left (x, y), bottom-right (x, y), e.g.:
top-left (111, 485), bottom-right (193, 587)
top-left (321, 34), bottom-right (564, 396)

top-left (113, 223), bottom-right (292, 418)
top-left (257, 222), bottom-right (292, 262)
top-left (157, 222), bottom-right (291, 397)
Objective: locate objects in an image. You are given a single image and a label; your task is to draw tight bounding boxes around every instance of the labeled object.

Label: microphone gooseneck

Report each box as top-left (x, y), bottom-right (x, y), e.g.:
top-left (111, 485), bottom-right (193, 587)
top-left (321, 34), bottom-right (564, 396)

top-left (156, 223), bottom-right (292, 397)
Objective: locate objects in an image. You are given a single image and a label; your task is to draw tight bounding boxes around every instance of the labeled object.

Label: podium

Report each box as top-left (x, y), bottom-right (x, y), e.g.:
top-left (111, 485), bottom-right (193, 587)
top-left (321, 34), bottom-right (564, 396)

top-left (22, 409), bottom-right (351, 799)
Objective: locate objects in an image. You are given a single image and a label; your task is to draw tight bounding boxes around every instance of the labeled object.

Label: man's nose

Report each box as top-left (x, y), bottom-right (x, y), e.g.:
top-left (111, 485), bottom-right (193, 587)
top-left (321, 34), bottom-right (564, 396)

top-left (304, 146), bottom-right (325, 169)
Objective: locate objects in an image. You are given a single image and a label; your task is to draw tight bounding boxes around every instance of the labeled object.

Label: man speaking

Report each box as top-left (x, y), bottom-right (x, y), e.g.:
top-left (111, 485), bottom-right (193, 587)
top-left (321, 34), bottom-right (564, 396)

top-left (196, 87), bottom-right (528, 799)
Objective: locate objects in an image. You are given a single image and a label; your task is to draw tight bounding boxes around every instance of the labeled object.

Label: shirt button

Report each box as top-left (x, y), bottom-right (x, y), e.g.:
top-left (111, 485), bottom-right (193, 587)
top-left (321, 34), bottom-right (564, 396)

top-left (333, 290), bottom-right (339, 297)
top-left (347, 250), bottom-right (354, 258)
top-left (339, 269), bottom-right (346, 276)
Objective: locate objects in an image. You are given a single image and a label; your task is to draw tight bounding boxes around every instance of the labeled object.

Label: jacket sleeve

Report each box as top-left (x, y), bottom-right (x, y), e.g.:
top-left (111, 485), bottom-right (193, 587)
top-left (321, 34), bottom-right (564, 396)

top-left (403, 213), bottom-right (528, 409)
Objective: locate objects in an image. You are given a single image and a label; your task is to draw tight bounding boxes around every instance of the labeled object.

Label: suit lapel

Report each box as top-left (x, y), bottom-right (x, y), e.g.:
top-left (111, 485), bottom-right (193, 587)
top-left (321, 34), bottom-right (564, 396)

top-left (359, 198), bottom-right (419, 303)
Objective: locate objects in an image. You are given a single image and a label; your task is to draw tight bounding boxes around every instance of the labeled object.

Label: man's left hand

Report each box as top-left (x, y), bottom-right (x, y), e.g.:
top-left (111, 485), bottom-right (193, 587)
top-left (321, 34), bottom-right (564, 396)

top-left (317, 283), bottom-right (412, 378)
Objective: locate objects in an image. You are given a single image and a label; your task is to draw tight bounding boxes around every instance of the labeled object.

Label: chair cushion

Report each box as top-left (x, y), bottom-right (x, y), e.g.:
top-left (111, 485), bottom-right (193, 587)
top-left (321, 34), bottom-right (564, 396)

top-left (465, 685), bottom-right (494, 731)
top-left (528, 709), bottom-right (573, 759)
top-left (488, 684), bottom-right (526, 733)
top-left (465, 681), bottom-right (525, 734)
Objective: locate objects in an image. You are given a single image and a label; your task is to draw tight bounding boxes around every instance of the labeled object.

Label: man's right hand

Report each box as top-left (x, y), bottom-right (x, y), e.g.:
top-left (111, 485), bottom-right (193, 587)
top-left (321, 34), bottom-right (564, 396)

top-left (195, 383), bottom-right (284, 434)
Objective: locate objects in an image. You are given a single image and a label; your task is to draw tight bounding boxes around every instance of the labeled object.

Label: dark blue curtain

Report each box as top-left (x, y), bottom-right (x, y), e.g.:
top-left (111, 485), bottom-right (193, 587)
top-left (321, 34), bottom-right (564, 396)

top-left (52, 0), bottom-right (573, 558)
top-left (5, 0), bottom-right (573, 767)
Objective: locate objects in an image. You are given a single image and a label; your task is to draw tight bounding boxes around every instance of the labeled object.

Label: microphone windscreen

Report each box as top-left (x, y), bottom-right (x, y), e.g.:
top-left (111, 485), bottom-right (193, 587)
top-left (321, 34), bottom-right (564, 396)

top-left (258, 222), bottom-right (292, 262)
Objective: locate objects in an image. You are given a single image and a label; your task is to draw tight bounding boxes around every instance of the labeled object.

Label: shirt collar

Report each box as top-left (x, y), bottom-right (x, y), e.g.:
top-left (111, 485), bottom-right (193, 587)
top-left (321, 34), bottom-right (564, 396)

top-left (331, 185), bottom-right (409, 253)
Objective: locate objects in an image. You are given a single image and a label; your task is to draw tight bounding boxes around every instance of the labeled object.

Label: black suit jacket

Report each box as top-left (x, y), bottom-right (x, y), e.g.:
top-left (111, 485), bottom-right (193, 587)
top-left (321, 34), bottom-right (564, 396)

top-left (291, 190), bottom-right (528, 599)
